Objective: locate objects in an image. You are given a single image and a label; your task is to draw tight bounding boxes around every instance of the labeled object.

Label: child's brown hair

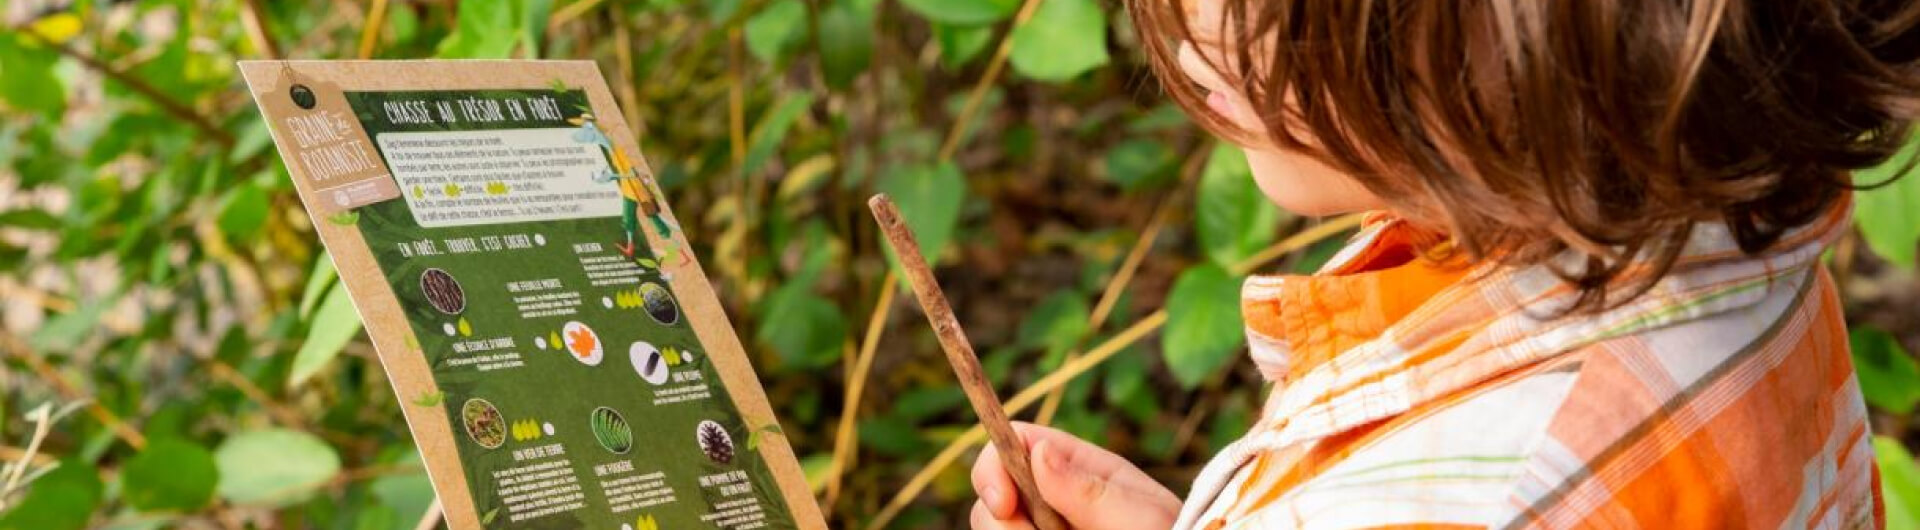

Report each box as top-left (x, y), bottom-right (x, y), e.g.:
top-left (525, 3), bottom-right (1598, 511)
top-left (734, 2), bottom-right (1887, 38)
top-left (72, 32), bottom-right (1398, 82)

top-left (1131, 0), bottom-right (1920, 310)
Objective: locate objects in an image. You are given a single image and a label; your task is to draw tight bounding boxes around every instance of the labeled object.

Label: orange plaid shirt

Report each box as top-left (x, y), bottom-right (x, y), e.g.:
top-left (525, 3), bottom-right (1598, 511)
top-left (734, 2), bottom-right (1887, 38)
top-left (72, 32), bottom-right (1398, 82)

top-left (1177, 203), bottom-right (1883, 529)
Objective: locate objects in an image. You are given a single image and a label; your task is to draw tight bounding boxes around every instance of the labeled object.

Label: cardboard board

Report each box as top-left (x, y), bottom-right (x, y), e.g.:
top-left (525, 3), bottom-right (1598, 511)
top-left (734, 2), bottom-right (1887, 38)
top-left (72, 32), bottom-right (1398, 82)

top-left (239, 60), bottom-right (826, 530)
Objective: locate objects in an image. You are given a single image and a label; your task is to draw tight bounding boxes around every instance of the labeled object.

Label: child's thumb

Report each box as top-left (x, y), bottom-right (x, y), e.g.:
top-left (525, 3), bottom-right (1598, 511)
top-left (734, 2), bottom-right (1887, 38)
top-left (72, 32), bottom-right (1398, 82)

top-left (1031, 439), bottom-right (1121, 529)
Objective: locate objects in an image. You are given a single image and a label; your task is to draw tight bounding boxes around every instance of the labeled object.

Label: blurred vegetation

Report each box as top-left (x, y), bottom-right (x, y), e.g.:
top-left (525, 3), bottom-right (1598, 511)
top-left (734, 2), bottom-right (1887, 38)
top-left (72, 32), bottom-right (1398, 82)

top-left (0, 0), bottom-right (1917, 529)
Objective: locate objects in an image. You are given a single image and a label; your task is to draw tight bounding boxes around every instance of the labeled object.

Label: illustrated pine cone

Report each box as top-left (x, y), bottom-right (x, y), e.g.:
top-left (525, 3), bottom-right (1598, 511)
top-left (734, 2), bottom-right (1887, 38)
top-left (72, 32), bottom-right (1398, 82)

top-left (698, 421), bottom-right (734, 464)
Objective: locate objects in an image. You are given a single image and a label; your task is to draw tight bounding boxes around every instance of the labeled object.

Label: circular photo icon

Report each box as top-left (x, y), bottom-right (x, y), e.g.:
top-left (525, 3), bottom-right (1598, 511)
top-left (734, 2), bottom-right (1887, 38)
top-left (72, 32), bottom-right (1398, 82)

top-left (419, 268), bottom-right (466, 315)
top-left (695, 420), bottom-right (734, 464)
top-left (461, 399), bottom-right (506, 449)
top-left (562, 321), bottom-right (604, 366)
top-left (589, 407), bottom-right (633, 454)
top-left (629, 342), bottom-right (670, 386)
top-left (638, 282), bottom-right (679, 325)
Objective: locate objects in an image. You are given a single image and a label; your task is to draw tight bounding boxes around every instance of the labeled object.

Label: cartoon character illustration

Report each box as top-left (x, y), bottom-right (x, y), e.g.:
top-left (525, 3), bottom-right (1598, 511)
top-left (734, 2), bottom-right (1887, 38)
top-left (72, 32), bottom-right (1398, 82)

top-left (568, 112), bottom-right (683, 263)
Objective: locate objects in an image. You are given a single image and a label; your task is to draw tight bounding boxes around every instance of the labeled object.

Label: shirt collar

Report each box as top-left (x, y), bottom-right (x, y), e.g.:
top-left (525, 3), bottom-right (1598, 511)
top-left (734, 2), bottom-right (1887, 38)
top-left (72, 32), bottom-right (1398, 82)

top-left (1239, 200), bottom-right (1852, 448)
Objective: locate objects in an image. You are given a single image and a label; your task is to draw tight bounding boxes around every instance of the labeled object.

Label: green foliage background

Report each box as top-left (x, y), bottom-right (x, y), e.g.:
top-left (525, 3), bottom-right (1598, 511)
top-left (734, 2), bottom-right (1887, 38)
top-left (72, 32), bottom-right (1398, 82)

top-left (0, 1), bottom-right (1917, 528)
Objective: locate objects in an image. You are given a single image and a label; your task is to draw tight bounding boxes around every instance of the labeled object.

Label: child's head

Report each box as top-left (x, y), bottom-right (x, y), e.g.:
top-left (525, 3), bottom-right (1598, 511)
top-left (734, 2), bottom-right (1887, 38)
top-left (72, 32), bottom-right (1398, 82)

top-left (1131, 0), bottom-right (1920, 307)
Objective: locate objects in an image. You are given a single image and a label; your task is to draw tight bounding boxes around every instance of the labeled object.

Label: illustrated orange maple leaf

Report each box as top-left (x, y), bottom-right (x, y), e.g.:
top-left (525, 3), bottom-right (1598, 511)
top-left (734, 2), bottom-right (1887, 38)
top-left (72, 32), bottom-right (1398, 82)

top-left (567, 327), bottom-right (597, 358)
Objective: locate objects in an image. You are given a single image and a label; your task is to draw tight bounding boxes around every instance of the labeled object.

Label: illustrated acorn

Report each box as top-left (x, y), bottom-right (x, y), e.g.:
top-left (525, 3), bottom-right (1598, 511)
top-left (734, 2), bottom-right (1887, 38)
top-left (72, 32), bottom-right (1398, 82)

top-left (697, 421), bottom-right (733, 464)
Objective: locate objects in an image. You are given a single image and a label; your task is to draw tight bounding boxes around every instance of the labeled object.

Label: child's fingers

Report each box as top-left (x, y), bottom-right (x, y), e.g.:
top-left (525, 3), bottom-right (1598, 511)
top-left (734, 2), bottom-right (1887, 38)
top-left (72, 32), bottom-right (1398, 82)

top-left (970, 443), bottom-right (1018, 518)
top-left (970, 499), bottom-right (1038, 530)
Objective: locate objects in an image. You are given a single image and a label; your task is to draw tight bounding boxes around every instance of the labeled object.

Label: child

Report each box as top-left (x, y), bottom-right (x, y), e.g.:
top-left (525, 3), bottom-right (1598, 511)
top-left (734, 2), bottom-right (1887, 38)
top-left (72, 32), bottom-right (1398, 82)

top-left (971, 0), bottom-right (1919, 528)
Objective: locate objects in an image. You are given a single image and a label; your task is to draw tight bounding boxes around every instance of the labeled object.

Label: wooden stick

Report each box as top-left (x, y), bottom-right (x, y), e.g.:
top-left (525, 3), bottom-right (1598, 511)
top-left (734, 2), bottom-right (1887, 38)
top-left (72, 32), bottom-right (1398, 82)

top-left (867, 194), bottom-right (1067, 530)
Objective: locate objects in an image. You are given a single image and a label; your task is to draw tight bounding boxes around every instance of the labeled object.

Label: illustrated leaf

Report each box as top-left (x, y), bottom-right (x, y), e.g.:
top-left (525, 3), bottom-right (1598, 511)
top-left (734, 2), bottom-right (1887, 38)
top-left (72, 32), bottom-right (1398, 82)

top-left (412, 391), bottom-right (444, 407)
top-left (121, 438), bottom-right (219, 512)
top-left (1852, 326), bottom-right (1920, 415)
top-left (1196, 144), bottom-right (1285, 268)
top-left (900, 0), bottom-right (1018, 25)
top-left (1875, 436), bottom-right (1920, 530)
top-left (288, 281), bottom-right (363, 388)
top-left (215, 429), bottom-right (341, 507)
top-left (746, 0), bottom-right (808, 63)
top-left (568, 326), bottom-right (597, 358)
top-left (1161, 264), bottom-right (1246, 388)
top-left (1855, 131), bottom-right (1920, 268)
top-left (1008, 0), bottom-right (1109, 82)
top-left (0, 460), bottom-right (101, 530)
top-left (457, 316), bottom-right (473, 337)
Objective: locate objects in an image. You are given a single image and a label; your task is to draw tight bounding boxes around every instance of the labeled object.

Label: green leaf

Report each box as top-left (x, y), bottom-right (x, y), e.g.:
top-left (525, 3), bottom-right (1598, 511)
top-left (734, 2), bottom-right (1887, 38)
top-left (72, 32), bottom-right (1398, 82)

top-left (1855, 131), bottom-right (1920, 268)
top-left (858, 416), bottom-right (929, 456)
top-left (369, 451), bottom-right (436, 523)
top-left (520, 0), bottom-right (553, 58)
top-left (877, 162), bottom-right (967, 265)
top-left (0, 208), bottom-right (61, 230)
top-left (1875, 436), bottom-right (1920, 530)
top-left (746, 0), bottom-right (808, 63)
top-left (0, 33), bottom-right (67, 119)
top-left (297, 255), bottom-right (338, 319)
top-left (1103, 139), bottom-right (1176, 192)
top-left (1852, 326), bottom-right (1920, 414)
top-left (890, 387), bottom-right (967, 422)
top-left (756, 284), bottom-right (848, 368)
top-left (1207, 393), bottom-right (1251, 454)
top-left (216, 182), bottom-right (270, 242)
top-left (816, 0), bottom-right (874, 90)
top-left (121, 438), bottom-right (219, 512)
top-left (288, 282), bottom-right (363, 388)
top-left (1196, 144), bottom-right (1285, 268)
top-left (900, 0), bottom-right (1018, 25)
top-left (742, 93), bottom-right (813, 176)
top-left (934, 23), bottom-right (995, 69)
top-left (1162, 264), bottom-right (1245, 388)
top-left (1008, 0), bottom-right (1109, 82)
top-left (0, 460), bottom-right (101, 530)
top-left (1019, 290), bottom-right (1090, 366)
top-left (215, 429), bottom-right (342, 507)
top-left (437, 0), bottom-right (520, 59)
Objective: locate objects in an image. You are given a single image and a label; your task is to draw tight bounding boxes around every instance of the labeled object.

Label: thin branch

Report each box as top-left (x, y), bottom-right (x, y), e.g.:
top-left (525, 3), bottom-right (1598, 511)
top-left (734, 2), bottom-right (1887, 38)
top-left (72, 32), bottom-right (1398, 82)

top-left (937, 0), bottom-right (1048, 161)
top-left (0, 446), bottom-right (57, 467)
top-left (546, 0), bottom-right (608, 31)
top-left (1036, 143), bottom-right (1209, 425)
top-left (205, 359), bottom-right (308, 430)
top-left (239, 0), bottom-right (281, 59)
top-left (13, 24), bottom-right (235, 146)
top-left (414, 498), bottom-right (444, 530)
top-left (0, 332), bottom-right (149, 450)
top-left (357, 0), bottom-right (389, 59)
top-left (823, 273), bottom-right (896, 510)
top-left (863, 214), bottom-right (1364, 530)
top-left (612, 2), bottom-right (646, 141)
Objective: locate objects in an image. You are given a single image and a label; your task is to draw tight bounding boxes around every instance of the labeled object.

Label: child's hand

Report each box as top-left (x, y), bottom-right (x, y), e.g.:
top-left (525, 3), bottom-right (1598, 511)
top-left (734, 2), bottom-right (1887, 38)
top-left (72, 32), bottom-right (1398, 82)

top-left (969, 422), bottom-right (1180, 530)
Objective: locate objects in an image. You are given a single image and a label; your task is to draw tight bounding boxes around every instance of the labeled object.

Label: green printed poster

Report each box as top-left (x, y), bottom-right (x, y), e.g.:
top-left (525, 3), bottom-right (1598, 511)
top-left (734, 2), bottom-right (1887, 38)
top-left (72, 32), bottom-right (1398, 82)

top-left (240, 61), bottom-right (827, 530)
